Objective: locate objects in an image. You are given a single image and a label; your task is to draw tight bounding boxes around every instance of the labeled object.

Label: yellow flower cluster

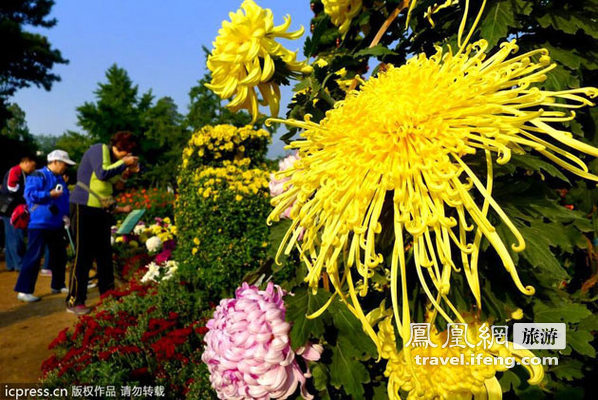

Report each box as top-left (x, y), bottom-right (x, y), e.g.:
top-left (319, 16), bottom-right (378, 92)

top-left (137, 218), bottom-right (176, 243)
top-left (182, 125), bottom-right (270, 169)
top-left (378, 316), bottom-right (543, 400)
top-left (194, 161), bottom-right (270, 201)
top-left (206, 0), bottom-right (312, 121)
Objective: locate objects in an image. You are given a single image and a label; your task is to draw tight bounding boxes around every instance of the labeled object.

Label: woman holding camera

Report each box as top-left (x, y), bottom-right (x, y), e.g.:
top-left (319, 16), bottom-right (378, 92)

top-left (14, 150), bottom-right (75, 302)
top-left (66, 131), bottom-right (139, 315)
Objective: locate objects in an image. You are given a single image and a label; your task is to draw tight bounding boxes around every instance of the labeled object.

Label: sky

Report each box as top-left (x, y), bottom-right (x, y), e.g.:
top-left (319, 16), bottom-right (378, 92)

top-left (12, 0), bottom-right (314, 157)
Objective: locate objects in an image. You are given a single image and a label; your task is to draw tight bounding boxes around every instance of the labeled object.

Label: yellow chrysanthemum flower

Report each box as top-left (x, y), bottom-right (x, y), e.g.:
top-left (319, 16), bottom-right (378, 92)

top-left (322, 0), bottom-right (362, 35)
top-left (206, 0), bottom-right (312, 121)
top-left (268, 37), bottom-right (598, 347)
top-left (378, 317), bottom-right (543, 400)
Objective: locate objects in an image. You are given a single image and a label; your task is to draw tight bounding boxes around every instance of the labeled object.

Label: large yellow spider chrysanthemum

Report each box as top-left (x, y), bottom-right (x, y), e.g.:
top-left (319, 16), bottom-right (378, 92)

top-left (267, 37), bottom-right (598, 348)
top-left (322, 0), bottom-right (363, 35)
top-left (206, 0), bottom-right (312, 122)
top-left (378, 317), bottom-right (543, 400)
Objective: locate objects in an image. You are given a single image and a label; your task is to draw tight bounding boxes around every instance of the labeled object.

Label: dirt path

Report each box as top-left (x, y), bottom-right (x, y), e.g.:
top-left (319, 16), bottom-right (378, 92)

top-left (0, 262), bottom-right (99, 383)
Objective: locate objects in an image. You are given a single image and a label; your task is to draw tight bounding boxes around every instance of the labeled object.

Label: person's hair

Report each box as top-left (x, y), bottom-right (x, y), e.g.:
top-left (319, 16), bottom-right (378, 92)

top-left (110, 131), bottom-right (137, 153)
top-left (20, 155), bottom-right (35, 163)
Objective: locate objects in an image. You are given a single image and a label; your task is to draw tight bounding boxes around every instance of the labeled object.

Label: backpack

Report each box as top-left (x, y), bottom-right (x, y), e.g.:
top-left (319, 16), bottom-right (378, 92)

top-left (10, 203), bottom-right (29, 229)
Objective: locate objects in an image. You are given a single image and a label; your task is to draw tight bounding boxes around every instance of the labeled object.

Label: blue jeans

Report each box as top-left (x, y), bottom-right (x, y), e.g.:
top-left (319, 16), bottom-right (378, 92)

top-left (14, 228), bottom-right (67, 294)
top-left (2, 216), bottom-right (24, 271)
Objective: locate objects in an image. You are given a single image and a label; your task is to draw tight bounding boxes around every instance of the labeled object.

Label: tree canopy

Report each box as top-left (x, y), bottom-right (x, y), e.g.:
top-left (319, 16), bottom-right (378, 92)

top-left (0, 0), bottom-right (67, 128)
top-left (76, 64), bottom-right (189, 186)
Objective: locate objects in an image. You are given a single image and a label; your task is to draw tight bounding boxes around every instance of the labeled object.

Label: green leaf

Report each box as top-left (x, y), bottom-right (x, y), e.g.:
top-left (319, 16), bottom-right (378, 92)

top-left (533, 302), bottom-right (591, 324)
top-left (480, 0), bottom-right (516, 48)
top-left (285, 289), bottom-right (330, 350)
top-left (550, 359), bottom-right (584, 381)
top-left (499, 370), bottom-right (521, 393)
top-left (542, 43), bottom-right (581, 70)
top-left (329, 336), bottom-right (370, 398)
top-left (330, 301), bottom-right (378, 358)
top-left (578, 314), bottom-right (598, 331)
top-left (567, 329), bottom-right (596, 357)
top-left (354, 45), bottom-right (397, 58)
top-left (510, 154), bottom-right (569, 183)
top-left (372, 383), bottom-right (389, 400)
top-left (517, 225), bottom-right (569, 280)
top-left (311, 363), bottom-right (329, 392)
top-left (537, 13), bottom-right (598, 39)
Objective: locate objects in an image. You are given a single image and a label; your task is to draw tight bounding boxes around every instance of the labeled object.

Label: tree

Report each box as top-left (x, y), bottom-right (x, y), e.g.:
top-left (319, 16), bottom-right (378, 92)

top-left (76, 64), bottom-right (145, 143)
top-left (77, 64), bottom-right (188, 186)
top-left (0, 103), bottom-right (38, 173)
top-left (0, 0), bottom-right (68, 128)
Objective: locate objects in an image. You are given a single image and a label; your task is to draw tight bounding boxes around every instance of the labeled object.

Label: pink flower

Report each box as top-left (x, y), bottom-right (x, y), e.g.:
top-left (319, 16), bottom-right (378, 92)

top-left (269, 153), bottom-right (299, 199)
top-left (202, 282), bottom-right (322, 400)
top-left (269, 153), bottom-right (305, 240)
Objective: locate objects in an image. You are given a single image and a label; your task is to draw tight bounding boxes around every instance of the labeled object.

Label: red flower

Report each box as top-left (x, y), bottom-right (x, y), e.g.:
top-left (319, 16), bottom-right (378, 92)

top-left (49, 328), bottom-right (69, 349)
top-left (131, 367), bottom-right (149, 378)
top-left (196, 326), bottom-right (209, 335)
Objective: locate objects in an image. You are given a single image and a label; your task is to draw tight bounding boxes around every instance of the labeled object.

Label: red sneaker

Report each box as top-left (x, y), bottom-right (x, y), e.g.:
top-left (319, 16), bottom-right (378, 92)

top-left (66, 305), bottom-right (91, 315)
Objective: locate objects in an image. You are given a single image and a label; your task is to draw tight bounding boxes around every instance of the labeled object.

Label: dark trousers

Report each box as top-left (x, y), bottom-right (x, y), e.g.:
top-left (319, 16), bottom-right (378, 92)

top-left (2, 216), bottom-right (25, 271)
top-left (14, 228), bottom-right (67, 294)
top-left (67, 204), bottom-right (114, 307)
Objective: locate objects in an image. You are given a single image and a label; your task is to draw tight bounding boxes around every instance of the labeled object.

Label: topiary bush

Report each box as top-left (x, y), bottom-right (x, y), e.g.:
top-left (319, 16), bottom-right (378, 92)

top-left (175, 124), bottom-right (272, 300)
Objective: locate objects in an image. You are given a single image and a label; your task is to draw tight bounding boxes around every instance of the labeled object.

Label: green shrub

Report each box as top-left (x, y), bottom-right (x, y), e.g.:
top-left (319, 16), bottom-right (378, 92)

top-left (175, 124), bottom-right (272, 300)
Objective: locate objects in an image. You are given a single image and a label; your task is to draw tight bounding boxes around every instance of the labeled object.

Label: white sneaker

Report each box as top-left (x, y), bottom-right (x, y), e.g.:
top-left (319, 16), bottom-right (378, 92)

top-left (40, 269), bottom-right (52, 276)
top-left (17, 293), bottom-right (41, 302)
top-left (51, 287), bottom-right (69, 294)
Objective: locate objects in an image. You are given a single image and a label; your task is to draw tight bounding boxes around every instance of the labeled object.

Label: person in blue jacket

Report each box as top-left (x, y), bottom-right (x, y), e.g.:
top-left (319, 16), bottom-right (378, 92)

top-left (14, 150), bottom-right (75, 302)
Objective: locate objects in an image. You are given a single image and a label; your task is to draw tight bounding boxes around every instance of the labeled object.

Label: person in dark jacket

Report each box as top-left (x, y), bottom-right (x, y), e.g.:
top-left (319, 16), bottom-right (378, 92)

top-left (66, 131), bottom-right (138, 315)
top-left (14, 150), bottom-right (74, 302)
top-left (1, 155), bottom-right (36, 271)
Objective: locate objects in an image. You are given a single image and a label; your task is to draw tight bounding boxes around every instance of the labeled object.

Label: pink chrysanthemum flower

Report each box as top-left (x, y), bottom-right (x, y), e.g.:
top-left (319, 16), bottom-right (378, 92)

top-left (269, 153), bottom-right (300, 219)
top-left (202, 282), bottom-right (322, 400)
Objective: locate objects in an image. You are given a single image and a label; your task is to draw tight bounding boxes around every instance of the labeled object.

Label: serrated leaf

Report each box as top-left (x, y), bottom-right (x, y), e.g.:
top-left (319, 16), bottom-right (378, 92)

top-left (538, 13), bottom-right (598, 39)
top-left (354, 45), bottom-right (397, 58)
top-left (330, 301), bottom-right (378, 358)
top-left (311, 363), bottom-right (329, 391)
top-left (372, 384), bottom-right (388, 400)
top-left (517, 225), bottom-right (569, 280)
top-left (533, 302), bottom-right (591, 324)
top-left (285, 289), bottom-right (330, 350)
top-left (480, 0), bottom-right (516, 48)
top-left (550, 359), bottom-right (584, 381)
top-left (542, 42), bottom-right (581, 70)
top-left (510, 154), bottom-right (569, 183)
top-left (499, 370), bottom-right (521, 393)
top-left (578, 314), bottom-right (598, 331)
top-left (567, 329), bottom-right (596, 357)
top-left (329, 336), bottom-right (370, 398)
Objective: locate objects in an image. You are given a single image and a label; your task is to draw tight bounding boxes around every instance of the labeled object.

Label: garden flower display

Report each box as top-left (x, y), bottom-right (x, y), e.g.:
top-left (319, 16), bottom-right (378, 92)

top-left (202, 282), bottom-right (322, 399)
top-left (269, 153), bottom-right (300, 219)
top-left (267, 12), bottom-right (598, 351)
top-left (206, 0), bottom-right (312, 122)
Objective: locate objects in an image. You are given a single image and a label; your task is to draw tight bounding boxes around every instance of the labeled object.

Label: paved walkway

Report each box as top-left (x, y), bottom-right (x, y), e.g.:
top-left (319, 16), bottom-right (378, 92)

top-left (0, 262), bottom-right (99, 383)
